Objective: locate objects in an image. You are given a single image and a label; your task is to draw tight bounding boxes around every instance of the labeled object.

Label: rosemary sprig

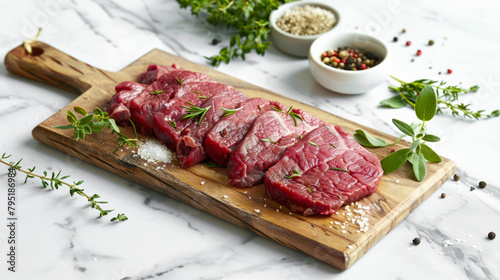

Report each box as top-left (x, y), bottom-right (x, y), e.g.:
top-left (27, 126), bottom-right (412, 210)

top-left (330, 167), bottom-right (350, 172)
top-left (261, 138), bottom-right (277, 144)
top-left (383, 76), bottom-right (499, 120)
top-left (286, 106), bottom-right (304, 126)
top-left (1, 153), bottom-right (127, 222)
top-left (308, 141), bottom-right (317, 146)
top-left (221, 107), bottom-right (242, 117)
top-left (150, 90), bottom-right (163, 95)
top-left (54, 106), bottom-right (142, 152)
top-left (284, 169), bottom-right (300, 179)
top-left (181, 101), bottom-right (211, 124)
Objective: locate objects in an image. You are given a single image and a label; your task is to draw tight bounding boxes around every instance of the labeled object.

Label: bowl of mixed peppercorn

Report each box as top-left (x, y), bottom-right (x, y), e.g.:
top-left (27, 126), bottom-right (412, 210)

top-left (270, 0), bottom-right (341, 57)
top-left (308, 32), bottom-right (390, 94)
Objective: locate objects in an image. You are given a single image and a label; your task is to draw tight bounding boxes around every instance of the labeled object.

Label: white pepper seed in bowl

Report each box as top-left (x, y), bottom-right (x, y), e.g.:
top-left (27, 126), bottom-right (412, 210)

top-left (276, 5), bottom-right (336, 36)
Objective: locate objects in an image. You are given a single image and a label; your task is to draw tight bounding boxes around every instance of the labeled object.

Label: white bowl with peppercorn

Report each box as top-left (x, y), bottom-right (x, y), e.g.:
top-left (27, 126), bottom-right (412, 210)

top-left (270, 0), bottom-right (340, 57)
top-left (308, 32), bottom-right (390, 94)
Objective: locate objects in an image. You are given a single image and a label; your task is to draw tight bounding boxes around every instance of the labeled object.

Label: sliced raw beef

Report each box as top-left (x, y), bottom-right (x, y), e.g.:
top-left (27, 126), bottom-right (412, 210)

top-left (128, 81), bottom-right (173, 135)
top-left (152, 83), bottom-right (240, 150)
top-left (128, 70), bottom-right (218, 136)
top-left (205, 98), bottom-right (287, 167)
top-left (227, 108), bottom-right (324, 188)
top-left (108, 81), bottom-right (147, 125)
top-left (139, 64), bottom-right (181, 84)
top-left (176, 91), bottom-right (248, 168)
top-left (264, 125), bottom-right (383, 216)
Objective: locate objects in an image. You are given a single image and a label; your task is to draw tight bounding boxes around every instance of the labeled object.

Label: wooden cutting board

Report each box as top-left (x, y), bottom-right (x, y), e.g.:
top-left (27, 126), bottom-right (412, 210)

top-left (4, 42), bottom-right (455, 270)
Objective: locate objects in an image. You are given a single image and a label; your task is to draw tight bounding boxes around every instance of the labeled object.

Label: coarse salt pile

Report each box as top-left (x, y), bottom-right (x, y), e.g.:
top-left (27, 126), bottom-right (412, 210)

top-left (137, 138), bottom-right (174, 163)
top-left (276, 5), bottom-right (336, 36)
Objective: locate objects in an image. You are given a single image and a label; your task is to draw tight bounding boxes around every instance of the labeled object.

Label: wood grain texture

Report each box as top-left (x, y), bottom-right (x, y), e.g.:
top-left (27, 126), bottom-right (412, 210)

top-left (5, 41), bottom-right (455, 270)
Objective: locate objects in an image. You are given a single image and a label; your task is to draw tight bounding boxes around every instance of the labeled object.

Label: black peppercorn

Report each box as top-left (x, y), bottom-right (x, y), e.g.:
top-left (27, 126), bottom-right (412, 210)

top-left (393, 37), bottom-right (398, 42)
top-left (441, 193), bottom-right (446, 198)
top-left (346, 57), bottom-right (355, 64)
top-left (453, 174), bottom-right (460, 181)
top-left (412, 237), bottom-right (421, 245)
top-left (479, 181), bottom-right (487, 188)
top-left (488, 232), bottom-right (496, 240)
top-left (470, 186), bottom-right (475, 191)
top-left (428, 40), bottom-right (434, 46)
top-left (344, 64), bottom-right (353, 70)
top-left (211, 38), bottom-right (220, 45)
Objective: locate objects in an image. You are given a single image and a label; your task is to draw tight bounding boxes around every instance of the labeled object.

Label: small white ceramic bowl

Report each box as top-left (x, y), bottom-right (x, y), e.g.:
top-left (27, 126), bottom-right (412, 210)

top-left (308, 32), bottom-right (390, 94)
top-left (270, 0), bottom-right (340, 57)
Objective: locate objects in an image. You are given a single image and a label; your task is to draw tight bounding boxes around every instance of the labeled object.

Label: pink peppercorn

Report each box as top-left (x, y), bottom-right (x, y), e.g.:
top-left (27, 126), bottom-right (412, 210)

top-left (447, 69), bottom-right (452, 74)
top-left (341, 58), bottom-right (347, 63)
top-left (360, 63), bottom-right (367, 70)
top-left (406, 41), bottom-right (411, 46)
top-left (416, 50), bottom-right (422, 56)
top-left (353, 54), bottom-right (358, 58)
top-left (391, 149), bottom-right (397, 153)
top-left (322, 52), bottom-right (328, 57)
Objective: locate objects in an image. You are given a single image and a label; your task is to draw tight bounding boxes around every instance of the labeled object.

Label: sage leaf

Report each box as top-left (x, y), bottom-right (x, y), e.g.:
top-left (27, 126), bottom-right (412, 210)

top-left (353, 130), bottom-right (388, 147)
top-left (82, 125), bottom-right (92, 134)
top-left (422, 134), bottom-right (440, 142)
top-left (411, 153), bottom-right (427, 182)
top-left (420, 143), bottom-right (442, 163)
top-left (79, 114), bottom-right (94, 125)
top-left (91, 121), bottom-right (109, 132)
top-left (380, 96), bottom-right (406, 108)
top-left (392, 119), bottom-right (415, 136)
top-left (415, 85), bottom-right (437, 121)
top-left (380, 148), bottom-right (411, 174)
top-left (410, 139), bottom-right (421, 151)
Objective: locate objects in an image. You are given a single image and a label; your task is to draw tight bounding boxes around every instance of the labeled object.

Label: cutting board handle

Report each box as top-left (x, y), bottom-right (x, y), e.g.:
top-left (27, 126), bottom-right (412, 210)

top-left (4, 41), bottom-right (116, 95)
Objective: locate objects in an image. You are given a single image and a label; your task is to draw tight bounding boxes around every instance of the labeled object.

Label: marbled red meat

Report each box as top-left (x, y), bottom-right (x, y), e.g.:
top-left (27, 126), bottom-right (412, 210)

top-left (264, 125), bottom-right (383, 216)
top-left (176, 91), bottom-right (248, 168)
top-left (108, 81), bottom-right (147, 125)
top-left (205, 98), bottom-right (287, 167)
top-left (139, 64), bottom-right (181, 84)
top-left (227, 108), bottom-right (324, 188)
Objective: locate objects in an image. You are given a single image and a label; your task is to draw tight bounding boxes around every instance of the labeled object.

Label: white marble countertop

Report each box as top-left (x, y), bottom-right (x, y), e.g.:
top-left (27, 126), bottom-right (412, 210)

top-left (1, 0), bottom-right (499, 279)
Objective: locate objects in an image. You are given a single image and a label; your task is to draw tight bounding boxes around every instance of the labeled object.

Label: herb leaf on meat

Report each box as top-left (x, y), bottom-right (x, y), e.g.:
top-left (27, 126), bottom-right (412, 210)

top-left (181, 101), bottom-right (211, 124)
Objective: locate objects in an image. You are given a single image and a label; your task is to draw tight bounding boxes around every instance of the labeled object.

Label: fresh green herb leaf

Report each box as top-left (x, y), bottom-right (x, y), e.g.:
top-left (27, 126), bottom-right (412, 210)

top-left (420, 143), bottom-right (442, 163)
top-left (392, 119), bottom-right (415, 137)
top-left (220, 128), bottom-right (227, 137)
top-left (330, 167), bottom-right (350, 172)
top-left (380, 95), bottom-right (406, 109)
top-left (284, 169), bottom-right (301, 179)
top-left (182, 101), bottom-right (211, 124)
top-left (74, 106), bottom-right (88, 116)
top-left (330, 144), bottom-right (337, 149)
top-left (307, 187), bottom-right (312, 193)
top-left (308, 141), bottom-right (317, 146)
top-left (410, 153), bottom-right (427, 182)
top-left (168, 120), bottom-right (178, 132)
top-left (286, 106), bottom-right (304, 126)
top-left (271, 105), bottom-right (282, 112)
top-left (261, 138), bottom-right (277, 144)
top-left (422, 134), bottom-right (440, 142)
top-left (380, 148), bottom-right (412, 174)
top-left (150, 90), bottom-right (163, 95)
top-left (221, 107), bottom-right (242, 116)
top-left (353, 129), bottom-right (403, 148)
top-left (176, 77), bottom-right (185, 84)
top-left (415, 86), bottom-right (437, 121)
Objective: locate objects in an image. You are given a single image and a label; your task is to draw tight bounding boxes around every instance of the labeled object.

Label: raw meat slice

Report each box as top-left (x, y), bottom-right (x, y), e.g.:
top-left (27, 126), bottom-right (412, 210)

top-left (176, 91), bottom-right (248, 168)
top-left (227, 108), bottom-right (324, 188)
top-left (205, 98), bottom-right (287, 167)
top-left (139, 64), bottom-right (181, 84)
top-left (152, 83), bottom-right (240, 150)
top-left (108, 81), bottom-right (148, 125)
top-left (129, 70), bottom-right (218, 135)
top-left (264, 125), bottom-right (383, 216)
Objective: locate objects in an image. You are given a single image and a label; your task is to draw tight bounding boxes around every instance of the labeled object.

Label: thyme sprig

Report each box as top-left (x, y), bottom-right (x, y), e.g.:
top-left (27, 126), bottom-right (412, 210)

top-left (181, 101), bottom-right (211, 124)
top-left (383, 76), bottom-right (499, 120)
top-left (54, 106), bottom-right (142, 152)
top-left (284, 169), bottom-right (300, 179)
top-left (1, 153), bottom-right (127, 222)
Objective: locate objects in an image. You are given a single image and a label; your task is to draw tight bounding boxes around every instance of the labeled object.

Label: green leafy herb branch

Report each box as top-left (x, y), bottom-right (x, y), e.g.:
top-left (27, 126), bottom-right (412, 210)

top-left (382, 76), bottom-right (499, 120)
top-left (355, 85), bottom-right (442, 182)
top-left (176, 0), bottom-right (291, 66)
top-left (1, 153), bottom-right (128, 222)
